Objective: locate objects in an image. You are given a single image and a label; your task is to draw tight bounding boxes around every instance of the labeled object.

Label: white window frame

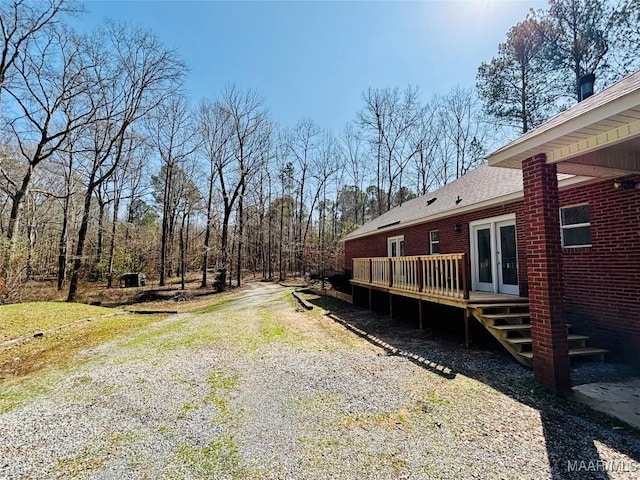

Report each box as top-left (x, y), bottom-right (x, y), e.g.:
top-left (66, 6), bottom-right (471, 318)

top-left (429, 230), bottom-right (440, 254)
top-left (560, 203), bottom-right (591, 248)
top-left (387, 235), bottom-right (404, 257)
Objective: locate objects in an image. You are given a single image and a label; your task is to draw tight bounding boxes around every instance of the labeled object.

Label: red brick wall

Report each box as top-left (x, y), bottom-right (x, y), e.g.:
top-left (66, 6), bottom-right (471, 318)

top-left (559, 174), bottom-right (640, 362)
top-left (344, 201), bottom-right (528, 295)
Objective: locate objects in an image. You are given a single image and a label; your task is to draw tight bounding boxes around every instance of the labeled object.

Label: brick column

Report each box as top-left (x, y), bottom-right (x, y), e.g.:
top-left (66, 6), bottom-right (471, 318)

top-left (522, 154), bottom-right (571, 394)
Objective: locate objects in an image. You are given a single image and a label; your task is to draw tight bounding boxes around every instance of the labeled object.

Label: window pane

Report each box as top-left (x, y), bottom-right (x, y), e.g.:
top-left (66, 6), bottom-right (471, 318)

top-left (430, 230), bottom-right (439, 242)
top-left (563, 226), bottom-right (592, 247)
top-left (477, 228), bottom-right (492, 283)
top-left (561, 205), bottom-right (589, 226)
top-left (431, 242), bottom-right (440, 254)
top-left (499, 224), bottom-right (518, 286)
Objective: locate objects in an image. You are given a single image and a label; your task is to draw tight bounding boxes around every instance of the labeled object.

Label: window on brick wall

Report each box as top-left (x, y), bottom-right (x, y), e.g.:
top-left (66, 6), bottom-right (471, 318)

top-left (560, 204), bottom-right (591, 247)
top-left (429, 230), bottom-right (440, 254)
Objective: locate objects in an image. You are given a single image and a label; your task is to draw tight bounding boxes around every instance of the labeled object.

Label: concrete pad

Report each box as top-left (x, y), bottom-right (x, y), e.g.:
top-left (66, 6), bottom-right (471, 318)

top-left (572, 378), bottom-right (640, 430)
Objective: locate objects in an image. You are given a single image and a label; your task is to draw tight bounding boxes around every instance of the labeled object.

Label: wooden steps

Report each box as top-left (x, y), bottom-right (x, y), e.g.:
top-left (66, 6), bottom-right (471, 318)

top-left (470, 302), bottom-right (608, 368)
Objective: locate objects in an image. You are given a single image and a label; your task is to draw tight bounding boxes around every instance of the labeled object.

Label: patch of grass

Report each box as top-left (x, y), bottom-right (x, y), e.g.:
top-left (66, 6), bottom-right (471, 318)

top-left (0, 302), bottom-right (122, 341)
top-left (190, 295), bottom-right (239, 315)
top-left (206, 370), bottom-right (238, 417)
top-left (181, 402), bottom-right (199, 413)
top-left (0, 371), bottom-right (64, 414)
top-left (0, 313), bottom-right (165, 413)
top-left (176, 434), bottom-right (246, 479)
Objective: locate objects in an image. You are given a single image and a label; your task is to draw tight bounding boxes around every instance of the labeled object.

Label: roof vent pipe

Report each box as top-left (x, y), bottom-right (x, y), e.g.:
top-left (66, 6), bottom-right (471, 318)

top-left (579, 73), bottom-right (595, 102)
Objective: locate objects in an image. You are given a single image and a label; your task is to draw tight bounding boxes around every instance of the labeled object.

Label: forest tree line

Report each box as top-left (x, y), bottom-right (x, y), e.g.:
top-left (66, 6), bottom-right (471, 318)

top-left (1, 0), bottom-right (639, 303)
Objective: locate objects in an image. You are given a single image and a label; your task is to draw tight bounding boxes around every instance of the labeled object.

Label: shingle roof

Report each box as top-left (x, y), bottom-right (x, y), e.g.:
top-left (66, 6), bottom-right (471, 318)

top-left (342, 165), bottom-right (524, 242)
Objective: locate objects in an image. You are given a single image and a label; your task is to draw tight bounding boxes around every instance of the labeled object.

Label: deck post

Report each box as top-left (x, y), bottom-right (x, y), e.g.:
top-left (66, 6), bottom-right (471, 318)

top-left (418, 299), bottom-right (423, 330)
top-left (462, 254), bottom-right (470, 300)
top-left (464, 309), bottom-right (470, 348)
top-left (389, 293), bottom-right (393, 319)
top-left (368, 287), bottom-right (372, 311)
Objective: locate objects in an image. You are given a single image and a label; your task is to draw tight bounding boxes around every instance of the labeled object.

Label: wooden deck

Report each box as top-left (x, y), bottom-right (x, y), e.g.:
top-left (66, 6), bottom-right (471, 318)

top-left (351, 255), bottom-right (607, 367)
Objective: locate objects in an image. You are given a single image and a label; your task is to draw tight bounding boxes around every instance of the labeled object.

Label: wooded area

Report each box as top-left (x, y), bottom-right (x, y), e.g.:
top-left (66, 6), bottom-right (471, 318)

top-left (1, 0), bottom-right (639, 303)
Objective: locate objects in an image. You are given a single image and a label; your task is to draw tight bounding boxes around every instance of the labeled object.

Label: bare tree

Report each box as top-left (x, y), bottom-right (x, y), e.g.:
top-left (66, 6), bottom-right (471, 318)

top-left (357, 86), bottom-right (423, 214)
top-left (437, 86), bottom-right (489, 181)
top-left (0, 0), bottom-right (80, 114)
top-left (3, 25), bottom-right (95, 243)
top-left (285, 119), bottom-right (321, 275)
top-left (67, 22), bottom-right (184, 302)
top-left (197, 97), bottom-right (231, 288)
top-left (148, 96), bottom-right (198, 286)
top-left (222, 87), bottom-right (270, 289)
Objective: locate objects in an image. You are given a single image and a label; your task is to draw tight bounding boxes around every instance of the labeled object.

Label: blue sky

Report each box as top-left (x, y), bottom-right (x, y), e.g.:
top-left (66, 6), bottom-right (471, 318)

top-left (80, 0), bottom-right (547, 132)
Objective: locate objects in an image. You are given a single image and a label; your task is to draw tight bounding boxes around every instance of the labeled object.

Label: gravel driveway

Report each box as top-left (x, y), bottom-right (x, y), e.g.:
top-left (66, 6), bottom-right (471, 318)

top-left (1, 282), bottom-right (639, 479)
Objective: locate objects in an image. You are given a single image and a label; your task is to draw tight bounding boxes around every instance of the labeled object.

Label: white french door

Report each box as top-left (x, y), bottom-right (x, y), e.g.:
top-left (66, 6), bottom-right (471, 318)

top-left (470, 215), bottom-right (519, 295)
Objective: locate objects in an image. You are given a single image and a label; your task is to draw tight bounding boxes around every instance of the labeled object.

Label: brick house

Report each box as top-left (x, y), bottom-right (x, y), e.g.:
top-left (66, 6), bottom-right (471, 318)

top-left (343, 71), bottom-right (640, 394)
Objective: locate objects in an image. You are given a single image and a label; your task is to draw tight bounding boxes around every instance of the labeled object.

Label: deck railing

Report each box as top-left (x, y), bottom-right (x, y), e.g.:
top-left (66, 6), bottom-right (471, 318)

top-left (352, 254), bottom-right (469, 299)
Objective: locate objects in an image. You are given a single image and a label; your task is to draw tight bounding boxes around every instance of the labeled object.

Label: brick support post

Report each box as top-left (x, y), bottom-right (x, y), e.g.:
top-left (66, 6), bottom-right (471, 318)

top-left (522, 154), bottom-right (571, 394)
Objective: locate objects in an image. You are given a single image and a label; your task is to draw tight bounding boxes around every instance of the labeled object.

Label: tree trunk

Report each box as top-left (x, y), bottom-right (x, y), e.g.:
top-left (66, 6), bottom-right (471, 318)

top-left (57, 180), bottom-right (72, 290)
top-left (180, 212), bottom-right (186, 290)
top-left (96, 199), bottom-right (106, 269)
top-left (159, 162), bottom-right (174, 286)
top-left (236, 181), bottom-right (246, 288)
top-left (7, 165), bottom-right (34, 242)
top-left (201, 175), bottom-right (214, 288)
top-left (67, 183), bottom-right (95, 302)
top-left (106, 194), bottom-right (120, 288)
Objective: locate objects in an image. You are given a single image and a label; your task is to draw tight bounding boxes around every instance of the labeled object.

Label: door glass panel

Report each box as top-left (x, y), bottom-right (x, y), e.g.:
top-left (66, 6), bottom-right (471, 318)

top-left (499, 224), bottom-right (518, 286)
top-left (399, 240), bottom-right (404, 256)
top-left (477, 228), bottom-right (492, 283)
top-left (391, 242), bottom-right (397, 257)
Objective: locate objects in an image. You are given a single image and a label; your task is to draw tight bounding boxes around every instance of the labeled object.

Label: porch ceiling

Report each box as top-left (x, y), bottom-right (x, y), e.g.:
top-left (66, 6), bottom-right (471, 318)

top-left (487, 71), bottom-right (640, 178)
